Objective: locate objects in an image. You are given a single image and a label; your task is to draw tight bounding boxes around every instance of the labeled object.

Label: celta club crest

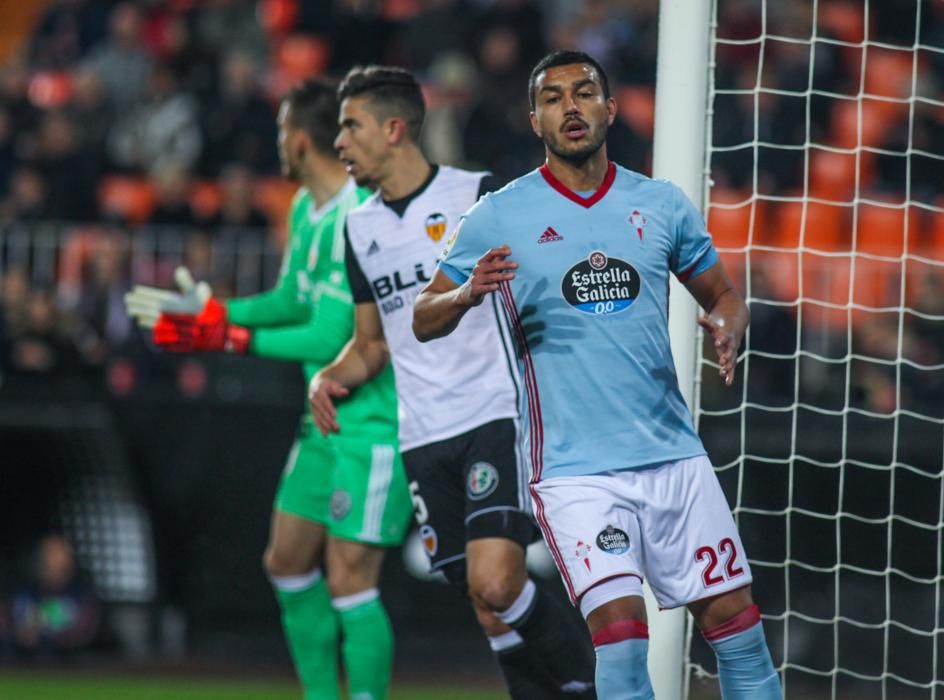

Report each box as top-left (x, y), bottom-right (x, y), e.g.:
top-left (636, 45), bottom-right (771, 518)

top-left (629, 209), bottom-right (647, 240)
top-left (576, 540), bottom-right (592, 572)
top-left (425, 212), bottom-right (448, 242)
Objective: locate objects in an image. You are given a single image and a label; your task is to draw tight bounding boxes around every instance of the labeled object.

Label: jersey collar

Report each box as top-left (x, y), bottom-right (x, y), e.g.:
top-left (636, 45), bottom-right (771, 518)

top-left (539, 161), bottom-right (616, 208)
top-left (382, 164), bottom-right (439, 218)
top-left (308, 178), bottom-right (357, 224)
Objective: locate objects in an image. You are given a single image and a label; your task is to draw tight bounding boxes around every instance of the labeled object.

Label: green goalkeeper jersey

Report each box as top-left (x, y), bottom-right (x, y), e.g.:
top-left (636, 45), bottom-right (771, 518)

top-left (226, 181), bottom-right (397, 439)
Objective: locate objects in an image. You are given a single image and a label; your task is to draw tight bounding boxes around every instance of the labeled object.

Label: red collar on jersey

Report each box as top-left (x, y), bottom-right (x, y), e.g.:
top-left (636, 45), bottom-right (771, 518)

top-left (539, 161), bottom-right (616, 209)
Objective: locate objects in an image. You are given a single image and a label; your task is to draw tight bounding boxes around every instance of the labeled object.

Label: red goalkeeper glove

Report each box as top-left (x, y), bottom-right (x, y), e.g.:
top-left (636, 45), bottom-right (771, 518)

top-left (152, 298), bottom-right (251, 354)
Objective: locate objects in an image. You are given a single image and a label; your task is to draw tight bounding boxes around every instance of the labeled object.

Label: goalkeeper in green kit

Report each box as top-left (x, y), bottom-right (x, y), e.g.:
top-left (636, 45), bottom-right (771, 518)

top-left (126, 80), bottom-right (411, 700)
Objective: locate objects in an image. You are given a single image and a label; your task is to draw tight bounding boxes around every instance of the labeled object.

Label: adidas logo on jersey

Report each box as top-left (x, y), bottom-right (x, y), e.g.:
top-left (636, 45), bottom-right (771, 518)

top-left (366, 240), bottom-right (380, 255)
top-left (537, 226), bottom-right (564, 244)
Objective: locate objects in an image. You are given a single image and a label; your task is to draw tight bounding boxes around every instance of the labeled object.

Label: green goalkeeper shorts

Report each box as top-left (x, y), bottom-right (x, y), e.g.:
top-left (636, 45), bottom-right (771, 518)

top-left (275, 423), bottom-right (412, 547)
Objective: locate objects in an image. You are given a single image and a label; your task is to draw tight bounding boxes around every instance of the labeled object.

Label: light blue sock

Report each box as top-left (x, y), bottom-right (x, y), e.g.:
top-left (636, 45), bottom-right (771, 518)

top-left (706, 611), bottom-right (782, 700)
top-left (593, 638), bottom-right (654, 700)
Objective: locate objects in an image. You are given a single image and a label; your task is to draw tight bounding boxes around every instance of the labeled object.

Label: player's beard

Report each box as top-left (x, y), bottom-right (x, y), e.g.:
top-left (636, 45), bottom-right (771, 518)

top-left (544, 121), bottom-right (608, 164)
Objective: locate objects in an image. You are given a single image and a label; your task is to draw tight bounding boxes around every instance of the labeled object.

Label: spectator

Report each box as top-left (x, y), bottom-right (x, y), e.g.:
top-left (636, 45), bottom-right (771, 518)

top-left (82, 3), bottom-right (154, 110)
top-left (63, 69), bottom-right (112, 162)
top-left (59, 228), bottom-right (133, 367)
top-left (3, 288), bottom-right (81, 377)
top-left (106, 65), bottom-right (202, 174)
top-left (201, 163), bottom-right (268, 233)
top-left (0, 168), bottom-right (47, 224)
top-left (199, 50), bottom-right (276, 176)
top-left (147, 164), bottom-right (199, 230)
top-left (33, 111), bottom-right (99, 221)
top-left (28, 0), bottom-right (109, 71)
top-left (462, 25), bottom-right (542, 180)
top-left (9, 534), bottom-right (100, 659)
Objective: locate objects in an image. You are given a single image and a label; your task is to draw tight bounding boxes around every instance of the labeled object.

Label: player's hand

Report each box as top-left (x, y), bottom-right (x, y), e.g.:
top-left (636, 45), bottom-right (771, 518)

top-left (153, 297), bottom-right (251, 354)
top-left (458, 245), bottom-right (517, 307)
top-left (308, 373), bottom-right (350, 436)
top-left (698, 313), bottom-right (741, 386)
top-left (124, 267), bottom-right (211, 328)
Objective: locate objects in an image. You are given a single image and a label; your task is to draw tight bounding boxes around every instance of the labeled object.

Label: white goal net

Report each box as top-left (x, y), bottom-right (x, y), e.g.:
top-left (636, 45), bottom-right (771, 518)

top-left (691, 1), bottom-right (944, 699)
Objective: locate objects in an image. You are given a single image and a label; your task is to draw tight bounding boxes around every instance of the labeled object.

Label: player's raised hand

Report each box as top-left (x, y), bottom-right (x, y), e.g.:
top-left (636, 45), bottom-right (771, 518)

top-left (308, 373), bottom-right (350, 436)
top-left (124, 266), bottom-right (211, 328)
top-left (458, 245), bottom-right (517, 307)
top-left (698, 312), bottom-right (741, 386)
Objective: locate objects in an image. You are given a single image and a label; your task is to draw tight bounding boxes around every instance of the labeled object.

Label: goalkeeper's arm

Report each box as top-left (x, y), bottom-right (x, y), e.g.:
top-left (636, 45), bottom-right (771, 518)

top-left (308, 302), bottom-right (389, 435)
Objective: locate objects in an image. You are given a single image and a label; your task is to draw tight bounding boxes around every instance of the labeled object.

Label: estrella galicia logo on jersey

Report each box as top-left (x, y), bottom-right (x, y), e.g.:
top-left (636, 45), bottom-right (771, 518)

top-left (596, 525), bottom-right (630, 554)
top-left (331, 489), bottom-right (352, 520)
top-left (561, 251), bottom-right (641, 316)
top-left (466, 461), bottom-right (499, 501)
top-left (420, 524), bottom-right (438, 557)
top-left (425, 212), bottom-right (448, 242)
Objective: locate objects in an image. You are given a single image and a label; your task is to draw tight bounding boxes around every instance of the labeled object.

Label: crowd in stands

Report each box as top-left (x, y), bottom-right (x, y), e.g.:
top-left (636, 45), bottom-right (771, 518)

top-left (0, 0), bottom-right (941, 416)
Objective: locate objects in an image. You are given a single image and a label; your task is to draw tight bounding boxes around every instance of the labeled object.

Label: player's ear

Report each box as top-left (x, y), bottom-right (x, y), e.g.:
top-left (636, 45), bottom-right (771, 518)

top-left (386, 117), bottom-right (406, 145)
top-left (529, 111), bottom-right (542, 138)
top-left (606, 96), bottom-right (617, 127)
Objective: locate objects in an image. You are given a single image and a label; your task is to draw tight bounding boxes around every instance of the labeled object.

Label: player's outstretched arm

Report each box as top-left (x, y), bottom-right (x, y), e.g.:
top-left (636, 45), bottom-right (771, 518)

top-left (413, 245), bottom-right (517, 342)
top-left (308, 302), bottom-right (389, 435)
top-left (685, 262), bottom-right (750, 387)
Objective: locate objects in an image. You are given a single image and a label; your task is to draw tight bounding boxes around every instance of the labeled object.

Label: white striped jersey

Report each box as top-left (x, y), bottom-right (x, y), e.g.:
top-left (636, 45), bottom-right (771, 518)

top-left (345, 165), bottom-right (520, 452)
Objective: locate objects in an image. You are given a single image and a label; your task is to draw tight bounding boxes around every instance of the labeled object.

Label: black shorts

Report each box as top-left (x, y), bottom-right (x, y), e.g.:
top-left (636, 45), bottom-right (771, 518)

top-left (402, 418), bottom-right (537, 571)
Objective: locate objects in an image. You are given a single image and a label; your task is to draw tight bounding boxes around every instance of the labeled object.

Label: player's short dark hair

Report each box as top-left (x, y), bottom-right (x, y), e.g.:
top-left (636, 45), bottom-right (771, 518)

top-left (282, 78), bottom-right (340, 155)
top-left (338, 66), bottom-right (425, 142)
top-left (528, 50), bottom-right (610, 110)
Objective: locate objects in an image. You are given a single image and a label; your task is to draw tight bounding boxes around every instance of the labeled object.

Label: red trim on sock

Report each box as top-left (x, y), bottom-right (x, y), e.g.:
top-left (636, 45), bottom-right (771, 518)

top-left (592, 619), bottom-right (649, 647)
top-left (702, 604), bottom-right (761, 642)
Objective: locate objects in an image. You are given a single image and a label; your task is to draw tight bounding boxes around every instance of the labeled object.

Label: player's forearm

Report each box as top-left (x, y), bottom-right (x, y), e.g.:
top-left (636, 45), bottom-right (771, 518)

top-left (321, 336), bottom-right (390, 389)
top-left (413, 287), bottom-right (473, 342)
top-left (225, 286), bottom-right (309, 328)
top-left (706, 287), bottom-right (750, 343)
top-left (250, 323), bottom-right (347, 365)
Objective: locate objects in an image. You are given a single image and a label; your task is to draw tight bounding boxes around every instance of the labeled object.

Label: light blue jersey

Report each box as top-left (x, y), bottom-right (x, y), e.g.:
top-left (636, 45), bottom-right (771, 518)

top-left (439, 162), bottom-right (718, 481)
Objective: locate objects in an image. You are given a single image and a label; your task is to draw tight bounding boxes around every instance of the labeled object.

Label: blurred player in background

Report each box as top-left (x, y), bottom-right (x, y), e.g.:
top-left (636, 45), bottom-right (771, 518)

top-left (414, 50), bottom-right (782, 700)
top-left (308, 66), bottom-right (596, 698)
top-left (127, 79), bottom-right (411, 700)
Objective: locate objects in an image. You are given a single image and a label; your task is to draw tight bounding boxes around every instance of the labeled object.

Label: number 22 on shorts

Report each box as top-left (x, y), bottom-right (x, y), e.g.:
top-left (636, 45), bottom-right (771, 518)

top-left (695, 537), bottom-right (745, 588)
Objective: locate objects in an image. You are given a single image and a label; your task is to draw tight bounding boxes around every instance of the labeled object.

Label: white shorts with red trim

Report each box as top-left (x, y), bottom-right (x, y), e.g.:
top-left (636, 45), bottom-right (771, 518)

top-left (531, 455), bottom-right (752, 609)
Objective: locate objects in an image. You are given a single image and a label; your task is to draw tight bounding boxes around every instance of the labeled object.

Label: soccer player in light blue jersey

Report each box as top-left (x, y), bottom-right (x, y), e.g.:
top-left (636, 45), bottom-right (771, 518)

top-left (414, 50), bottom-right (782, 700)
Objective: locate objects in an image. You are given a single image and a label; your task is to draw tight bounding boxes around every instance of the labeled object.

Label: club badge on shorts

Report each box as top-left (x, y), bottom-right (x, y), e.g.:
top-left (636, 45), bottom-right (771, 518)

top-left (467, 461), bottom-right (499, 500)
top-left (596, 525), bottom-right (630, 554)
top-left (331, 489), bottom-right (352, 520)
top-left (420, 524), bottom-right (438, 557)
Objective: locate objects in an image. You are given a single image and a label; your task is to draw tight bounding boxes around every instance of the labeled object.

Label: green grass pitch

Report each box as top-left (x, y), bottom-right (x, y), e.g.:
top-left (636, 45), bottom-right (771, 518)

top-left (0, 673), bottom-right (507, 699)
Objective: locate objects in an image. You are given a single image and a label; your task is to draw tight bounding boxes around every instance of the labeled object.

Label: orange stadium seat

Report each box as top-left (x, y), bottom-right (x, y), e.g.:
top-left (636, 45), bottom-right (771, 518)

top-left (774, 200), bottom-right (847, 251)
top-left (616, 86), bottom-right (655, 138)
top-left (27, 71), bottom-right (73, 109)
top-left (707, 188), bottom-right (765, 249)
top-left (817, 1), bottom-right (865, 44)
top-left (927, 206), bottom-right (944, 260)
top-left (259, 0), bottom-right (299, 36)
top-left (189, 180), bottom-right (222, 221)
top-left (829, 99), bottom-right (900, 150)
top-left (853, 200), bottom-right (920, 258)
top-left (275, 34), bottom-right (331, 83)
top-left (253, 177), bottom-right (297, 243)
top-left (809, 149), bottom-right (859, 202)
top-left (864, 48), bottom-right (914, 100)
top-left (98, 176), bottom-right (156, 224)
